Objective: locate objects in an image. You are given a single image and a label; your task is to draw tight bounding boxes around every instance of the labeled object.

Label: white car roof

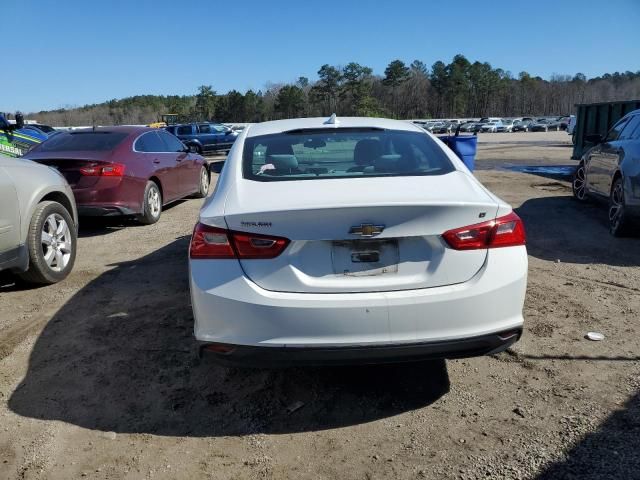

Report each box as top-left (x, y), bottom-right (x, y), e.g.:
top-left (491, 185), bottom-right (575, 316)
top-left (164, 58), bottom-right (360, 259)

top-left (245, 116), bottom-right (424, 137)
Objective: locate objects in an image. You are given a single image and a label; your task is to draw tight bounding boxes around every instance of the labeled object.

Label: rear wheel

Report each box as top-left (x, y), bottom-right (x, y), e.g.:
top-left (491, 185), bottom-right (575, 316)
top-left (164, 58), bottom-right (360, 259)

top-left (572, 162), bottom-right (588, 202)
top-left (137, 181), bottom-right (162, 225)
top-left (193, 166), bottom-right (210, 198)
top-left (18, 201), bottom-right (76, 284)
top-left (609, 177), bottom-right (631, 237)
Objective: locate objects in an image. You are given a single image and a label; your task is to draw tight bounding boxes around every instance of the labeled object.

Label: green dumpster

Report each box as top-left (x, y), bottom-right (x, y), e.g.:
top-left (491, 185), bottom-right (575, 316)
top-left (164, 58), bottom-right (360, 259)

top-left (572, 99), bottom-right (640, 159)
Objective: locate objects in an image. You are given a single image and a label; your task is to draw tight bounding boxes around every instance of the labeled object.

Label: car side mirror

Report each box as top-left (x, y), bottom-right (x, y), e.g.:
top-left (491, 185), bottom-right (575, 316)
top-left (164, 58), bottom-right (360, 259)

top-left (187, 144), bottom-right (199, 153)
top-left (585, 134), bottom-right (603, 144)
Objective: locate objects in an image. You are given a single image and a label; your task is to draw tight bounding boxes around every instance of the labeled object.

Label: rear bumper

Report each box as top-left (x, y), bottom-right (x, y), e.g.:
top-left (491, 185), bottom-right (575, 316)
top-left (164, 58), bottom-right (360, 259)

top-left (190, 246), bottom-right (527, 366)
top-left (199, 329), bottom-right (522, 367)
top-left (72, 176), bottom-right (144, 217)
top-left (77, 205), bottom-right (137, 216)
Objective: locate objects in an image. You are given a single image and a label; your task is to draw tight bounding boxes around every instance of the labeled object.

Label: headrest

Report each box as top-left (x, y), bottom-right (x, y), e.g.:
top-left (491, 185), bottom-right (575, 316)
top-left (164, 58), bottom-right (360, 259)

top-left (265, 140), bottom-right (294, 156)
top-left (353, 139), bottom-right (382, 166)
top-left (374, 154), bottom-right (402, 172)
top-left (267, 154), bottom-right (298, 170)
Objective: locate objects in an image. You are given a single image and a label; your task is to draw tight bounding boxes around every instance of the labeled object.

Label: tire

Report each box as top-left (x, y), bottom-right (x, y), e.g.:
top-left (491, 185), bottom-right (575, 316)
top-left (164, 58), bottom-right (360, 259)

top-left (609, 177), bottom-right (631, 237)
top-left (193, 166), bottom-right (210, 198)
top-left (186, 143), bottom-right (202, 155)
top-left (572, 162), bottom-right (588, 202)
top-left (18, 201), bottom-right (77, 285)
top-left (137, 181), bottom-right (162, 225)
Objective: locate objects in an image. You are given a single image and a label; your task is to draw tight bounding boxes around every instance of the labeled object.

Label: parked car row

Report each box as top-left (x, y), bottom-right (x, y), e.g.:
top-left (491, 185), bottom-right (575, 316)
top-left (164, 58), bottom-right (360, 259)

top-left (1, 119), bottom-right (214, 285)
top-left (23, 126), bottom-right (211, 223)
top-left (413, 120), bottom-right (461, 134)
top-left (421, 116), bottom-right (572, 134)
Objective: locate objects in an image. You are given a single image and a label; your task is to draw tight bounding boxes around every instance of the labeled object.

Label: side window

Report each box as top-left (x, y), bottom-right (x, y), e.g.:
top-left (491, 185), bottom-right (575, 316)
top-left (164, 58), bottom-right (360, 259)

top-left (176, 125), bottom-right (192, 136)
top-left (198, 124), bottom-right (211, 134)
top-left (632, 118), bottom-right (640, 140)
top-left (135, 132), bottom-right (165, 152)
top-left (158, 131), bottom-right (186, 152)
top-left (605, 117), bottom-right (630, 142)
top-left (619, 115), bottom-right (640, 140)
top-left (212, 125), bottom-right (227, 133)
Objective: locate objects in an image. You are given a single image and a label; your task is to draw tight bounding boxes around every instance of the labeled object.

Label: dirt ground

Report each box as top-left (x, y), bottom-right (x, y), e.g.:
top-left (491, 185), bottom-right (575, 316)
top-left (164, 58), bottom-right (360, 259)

top-left (1, 131), bottom-right (639, 480)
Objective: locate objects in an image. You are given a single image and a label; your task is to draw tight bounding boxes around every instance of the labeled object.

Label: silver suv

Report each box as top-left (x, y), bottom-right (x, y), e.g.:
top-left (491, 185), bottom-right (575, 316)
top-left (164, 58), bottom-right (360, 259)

top-left (0, 153), bottom-right (78, 284)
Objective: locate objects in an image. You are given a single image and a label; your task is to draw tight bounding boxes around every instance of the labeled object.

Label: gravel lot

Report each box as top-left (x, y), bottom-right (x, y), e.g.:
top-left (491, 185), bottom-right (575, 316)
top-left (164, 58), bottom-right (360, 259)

top-left (1, 131), bottom-right (639, 479)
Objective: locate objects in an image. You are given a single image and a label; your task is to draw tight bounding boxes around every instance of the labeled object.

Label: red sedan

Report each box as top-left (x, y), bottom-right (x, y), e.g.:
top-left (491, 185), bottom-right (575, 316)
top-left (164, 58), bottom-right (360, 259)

top-left (24, 126), bottom-right (209, 224)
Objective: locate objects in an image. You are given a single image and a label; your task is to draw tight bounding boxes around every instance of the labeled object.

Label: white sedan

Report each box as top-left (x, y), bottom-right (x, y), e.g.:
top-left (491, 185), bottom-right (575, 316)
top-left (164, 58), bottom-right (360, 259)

top-left (480, 121), bottom-right (502, 133)
top-left (189, 116), bottom-right (527, 367)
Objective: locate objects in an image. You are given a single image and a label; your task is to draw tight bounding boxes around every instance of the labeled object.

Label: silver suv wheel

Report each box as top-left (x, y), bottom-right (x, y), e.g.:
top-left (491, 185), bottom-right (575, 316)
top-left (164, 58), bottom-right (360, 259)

top-left (41, 213), bottom-right (73, 272)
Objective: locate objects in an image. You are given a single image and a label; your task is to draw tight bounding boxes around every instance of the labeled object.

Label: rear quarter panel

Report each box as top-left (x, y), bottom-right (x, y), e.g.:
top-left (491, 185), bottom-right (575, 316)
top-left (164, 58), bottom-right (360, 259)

top-left (113, 136), bottom-right (155, 211)
top-left (3, 160), bottom-right (77, 240)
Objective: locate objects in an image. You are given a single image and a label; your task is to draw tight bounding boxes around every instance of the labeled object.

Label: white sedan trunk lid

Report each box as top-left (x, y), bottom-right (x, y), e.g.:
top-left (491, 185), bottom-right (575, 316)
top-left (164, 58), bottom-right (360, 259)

top-left (222, 171), bottom-right (499, 293)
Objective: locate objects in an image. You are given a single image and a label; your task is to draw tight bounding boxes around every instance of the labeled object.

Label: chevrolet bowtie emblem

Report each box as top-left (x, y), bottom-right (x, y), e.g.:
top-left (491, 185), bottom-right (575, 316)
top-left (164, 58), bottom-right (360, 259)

top-left (349, 223), bottom-right (385, 237)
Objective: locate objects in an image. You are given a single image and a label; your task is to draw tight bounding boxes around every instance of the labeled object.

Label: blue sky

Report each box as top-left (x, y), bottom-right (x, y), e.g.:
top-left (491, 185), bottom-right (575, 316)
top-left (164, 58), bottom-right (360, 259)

top-left (4, 0), bottom-right (639, 112)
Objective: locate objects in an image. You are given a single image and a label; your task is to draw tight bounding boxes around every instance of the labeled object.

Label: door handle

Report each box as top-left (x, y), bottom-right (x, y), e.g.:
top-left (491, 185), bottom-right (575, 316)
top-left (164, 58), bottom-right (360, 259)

top-left (153, 159), bottom-right (160, 164)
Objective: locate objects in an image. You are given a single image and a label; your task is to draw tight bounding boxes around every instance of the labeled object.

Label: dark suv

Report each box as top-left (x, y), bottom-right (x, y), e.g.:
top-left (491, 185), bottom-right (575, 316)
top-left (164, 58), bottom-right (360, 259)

top-left (572, 109), bottom-right (640, 236)
top-left (165, 123), bottom-right (238, 154)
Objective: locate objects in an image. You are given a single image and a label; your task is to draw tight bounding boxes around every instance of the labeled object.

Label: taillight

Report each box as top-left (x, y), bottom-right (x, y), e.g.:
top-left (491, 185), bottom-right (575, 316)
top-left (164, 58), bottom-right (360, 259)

top-left (189, 223), bottom-right (290, 259)
top-left (231, 231), bottom-right (290, 259)
top-left (189, 224), bottom-right (235, 258)
top-left (442, 211), bottom-right (526, 250)
top-left (79, 163), bottom-right (125, 176)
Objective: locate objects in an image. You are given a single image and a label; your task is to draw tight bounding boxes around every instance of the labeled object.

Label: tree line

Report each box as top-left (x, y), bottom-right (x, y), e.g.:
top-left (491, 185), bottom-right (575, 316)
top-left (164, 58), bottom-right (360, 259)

top-left (29, 54), bottom-right (640, 126)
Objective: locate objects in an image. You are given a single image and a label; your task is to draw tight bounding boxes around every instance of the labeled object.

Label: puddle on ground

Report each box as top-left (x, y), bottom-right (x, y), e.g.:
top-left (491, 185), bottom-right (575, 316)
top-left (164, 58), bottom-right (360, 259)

top-left (532, 182), bottom-right (571, 192)
top-left (501, 165), bottom-right (576, 177)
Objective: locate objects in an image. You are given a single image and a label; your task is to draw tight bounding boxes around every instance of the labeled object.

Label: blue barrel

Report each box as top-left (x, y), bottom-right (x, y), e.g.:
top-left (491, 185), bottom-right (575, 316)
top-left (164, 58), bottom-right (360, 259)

top-left (438, 135), bottom-right (477, 172)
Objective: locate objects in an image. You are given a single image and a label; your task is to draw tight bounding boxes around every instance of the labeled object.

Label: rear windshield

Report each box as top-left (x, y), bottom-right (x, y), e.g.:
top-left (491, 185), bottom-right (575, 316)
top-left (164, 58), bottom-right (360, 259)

top-left (37, 132), bottom-right (128, 152)
top-left (242, 128), bottom-right (455, 181)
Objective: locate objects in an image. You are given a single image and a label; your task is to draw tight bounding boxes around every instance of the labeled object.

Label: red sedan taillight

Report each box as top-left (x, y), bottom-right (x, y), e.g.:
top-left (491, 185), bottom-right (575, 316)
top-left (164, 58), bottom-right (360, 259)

top-left (189, 223), bottom-right (290, 259)
top-left (79, 163), bottom-right (126, 176)
top-left (442, 211), bottom-right (526, 250)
